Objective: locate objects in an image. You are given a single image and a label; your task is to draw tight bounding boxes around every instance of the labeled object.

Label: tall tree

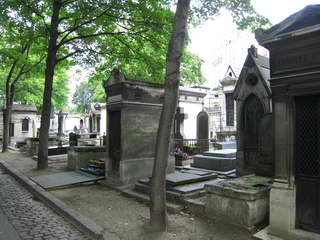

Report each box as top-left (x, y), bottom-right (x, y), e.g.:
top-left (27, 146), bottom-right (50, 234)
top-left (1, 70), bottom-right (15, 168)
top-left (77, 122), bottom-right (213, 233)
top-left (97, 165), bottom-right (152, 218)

top-left (12, 0), bottom-right (173, 169)
top-left (150, 0), bottom-right (191, 231)
top-left (0, 5), bottom-right (46, 151)
top-left (149, 0), bottom-right (270, 231)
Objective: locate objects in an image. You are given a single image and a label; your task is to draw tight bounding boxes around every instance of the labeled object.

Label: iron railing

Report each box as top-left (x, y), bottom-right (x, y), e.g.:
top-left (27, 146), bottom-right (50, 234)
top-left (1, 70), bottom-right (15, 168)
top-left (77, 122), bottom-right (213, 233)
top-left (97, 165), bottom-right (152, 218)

top-left (174, 138), bottom-right (215, 156)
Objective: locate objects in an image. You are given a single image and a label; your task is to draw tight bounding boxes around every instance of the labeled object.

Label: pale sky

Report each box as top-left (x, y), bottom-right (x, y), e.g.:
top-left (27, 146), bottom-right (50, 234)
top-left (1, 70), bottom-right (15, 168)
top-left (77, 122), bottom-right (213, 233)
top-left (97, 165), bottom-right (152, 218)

top-left (189, 0), bottom-right (320, 87)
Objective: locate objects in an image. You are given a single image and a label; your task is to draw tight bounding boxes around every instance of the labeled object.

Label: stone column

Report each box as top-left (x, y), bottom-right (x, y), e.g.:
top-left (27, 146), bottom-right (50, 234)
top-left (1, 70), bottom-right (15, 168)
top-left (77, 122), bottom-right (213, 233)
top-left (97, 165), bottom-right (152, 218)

top-left (269, 95), bottom-right (295, 238)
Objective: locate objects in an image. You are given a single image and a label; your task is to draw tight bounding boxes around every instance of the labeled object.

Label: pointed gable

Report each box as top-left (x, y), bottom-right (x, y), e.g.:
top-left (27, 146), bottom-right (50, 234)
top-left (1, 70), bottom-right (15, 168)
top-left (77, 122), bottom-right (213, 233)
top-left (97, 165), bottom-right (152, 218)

top-left (233, 45), bottom-right (271, 101)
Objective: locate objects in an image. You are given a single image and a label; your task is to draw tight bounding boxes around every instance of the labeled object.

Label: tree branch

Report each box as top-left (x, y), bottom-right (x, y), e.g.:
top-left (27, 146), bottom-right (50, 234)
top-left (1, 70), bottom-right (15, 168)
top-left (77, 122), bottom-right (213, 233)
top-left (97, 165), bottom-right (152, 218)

top-left (58, 31), bottom-right (127, 47)
top-left (56, 50), bottom-right (82, 63)
top-left (17, 0), bottom-right (49, 31)
top-left (57, 5), bottom-right (114, 48)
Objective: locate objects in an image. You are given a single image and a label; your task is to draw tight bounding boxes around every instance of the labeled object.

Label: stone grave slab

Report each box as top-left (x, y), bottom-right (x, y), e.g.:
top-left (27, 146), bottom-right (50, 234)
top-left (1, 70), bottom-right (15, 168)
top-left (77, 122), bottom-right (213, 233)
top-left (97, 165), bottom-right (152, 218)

top-left (166, 172), bottom-right (217, 186)
top-left (179, 169), bottom-right (212, 176)
top-left (214, 141), bottom-right (236, 149)
top-left (138, 169), bottom-right (217, 186)
top-left (192, 155), bottom-right (236, 171)
top-left (171, 178), bottom-right (219, 193)
top-left (203, 149), bottom-right (236, 158)
top-left (189, 167), bottom-right (236, 177)
top-left (30, 171), bottom-right (105, 190)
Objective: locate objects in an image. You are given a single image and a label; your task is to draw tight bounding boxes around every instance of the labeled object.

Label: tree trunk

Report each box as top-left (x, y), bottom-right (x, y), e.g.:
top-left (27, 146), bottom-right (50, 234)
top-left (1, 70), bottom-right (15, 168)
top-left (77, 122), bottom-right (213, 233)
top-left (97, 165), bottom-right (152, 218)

top-left (37, 0), bottom-right (62, 169)
top-left (2, 60), bottom-right (18, 152)
top-left (150, 0), bottom-right (191, 231)
top-left (2, 107), bottom-right (12, 152)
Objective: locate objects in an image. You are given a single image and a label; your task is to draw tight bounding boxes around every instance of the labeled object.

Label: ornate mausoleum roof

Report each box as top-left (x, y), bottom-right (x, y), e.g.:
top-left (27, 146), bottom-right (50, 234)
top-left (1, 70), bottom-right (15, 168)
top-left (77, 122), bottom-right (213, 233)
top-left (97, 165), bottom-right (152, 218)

top-left (256, 4), bottom-right (320, 45)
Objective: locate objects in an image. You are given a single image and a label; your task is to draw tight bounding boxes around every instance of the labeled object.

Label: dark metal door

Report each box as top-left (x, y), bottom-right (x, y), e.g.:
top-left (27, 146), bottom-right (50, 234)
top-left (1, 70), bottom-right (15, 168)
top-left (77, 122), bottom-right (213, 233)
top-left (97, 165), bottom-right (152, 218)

top-left (109, 111), bottom-right (121, 172)
top-left (295, 95), bottom-right (320, 234)
top-left (243, 94), bottom-right (264, 169)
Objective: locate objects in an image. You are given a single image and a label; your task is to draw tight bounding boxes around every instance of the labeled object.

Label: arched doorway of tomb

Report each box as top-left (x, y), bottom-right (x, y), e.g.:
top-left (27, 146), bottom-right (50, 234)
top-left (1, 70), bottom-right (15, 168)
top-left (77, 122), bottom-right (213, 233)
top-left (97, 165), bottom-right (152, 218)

top-left (242, 94), bottom-right (264, 171)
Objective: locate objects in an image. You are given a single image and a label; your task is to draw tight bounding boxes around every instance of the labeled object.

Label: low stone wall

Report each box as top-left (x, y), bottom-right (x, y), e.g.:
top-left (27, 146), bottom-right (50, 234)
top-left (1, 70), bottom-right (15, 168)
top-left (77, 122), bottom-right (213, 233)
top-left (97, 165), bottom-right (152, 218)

top-left (67, 146), bottom-right (106, 171)
top-left (205, 176), bottom-right (272, 231)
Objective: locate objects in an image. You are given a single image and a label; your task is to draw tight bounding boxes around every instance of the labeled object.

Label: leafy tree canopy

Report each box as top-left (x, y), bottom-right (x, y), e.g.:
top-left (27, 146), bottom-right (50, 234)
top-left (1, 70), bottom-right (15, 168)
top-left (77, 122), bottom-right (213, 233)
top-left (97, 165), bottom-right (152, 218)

top-left (71, 81), bottom-right (95, 114)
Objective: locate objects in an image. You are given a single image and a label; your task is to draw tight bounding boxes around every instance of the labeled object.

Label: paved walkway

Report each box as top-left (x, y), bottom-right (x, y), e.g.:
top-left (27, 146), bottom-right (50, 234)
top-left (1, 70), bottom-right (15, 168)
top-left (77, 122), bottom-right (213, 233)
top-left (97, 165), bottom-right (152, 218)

top-left (0, 167), bottom-right (91, 240)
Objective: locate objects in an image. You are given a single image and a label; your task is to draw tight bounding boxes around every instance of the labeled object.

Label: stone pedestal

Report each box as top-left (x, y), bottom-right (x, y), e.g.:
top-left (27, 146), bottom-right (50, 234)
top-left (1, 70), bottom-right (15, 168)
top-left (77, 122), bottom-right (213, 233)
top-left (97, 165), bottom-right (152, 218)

top-left (67, 146), bottom-right (106, 170)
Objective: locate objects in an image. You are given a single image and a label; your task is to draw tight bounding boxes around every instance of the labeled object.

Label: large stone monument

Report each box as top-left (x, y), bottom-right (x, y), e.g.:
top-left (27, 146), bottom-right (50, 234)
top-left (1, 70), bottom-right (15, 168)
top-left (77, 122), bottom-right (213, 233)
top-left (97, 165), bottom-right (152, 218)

top-left (233, 45), bottom-right (273, 177)
top-left (255, 5), bottom-right (320, 240)
top-left (104, 69), bottom-right (175, 185)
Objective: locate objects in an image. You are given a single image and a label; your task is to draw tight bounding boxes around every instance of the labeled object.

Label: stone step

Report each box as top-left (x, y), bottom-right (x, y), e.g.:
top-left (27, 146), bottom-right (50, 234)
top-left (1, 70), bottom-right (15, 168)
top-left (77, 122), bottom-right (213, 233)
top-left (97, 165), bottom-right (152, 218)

top-left (121, 189), bottom-right (184, 214)
top-left (184, 196), bottom-right (206, 216)
top-left (134, 182), bottom-right (183, 203)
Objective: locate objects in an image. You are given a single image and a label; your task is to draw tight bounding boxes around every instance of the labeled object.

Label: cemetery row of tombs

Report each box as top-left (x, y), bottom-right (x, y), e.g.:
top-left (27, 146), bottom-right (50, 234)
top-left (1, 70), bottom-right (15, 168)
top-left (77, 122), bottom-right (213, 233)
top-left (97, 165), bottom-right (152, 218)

top-left (7, 5), bottom-right (320, 240)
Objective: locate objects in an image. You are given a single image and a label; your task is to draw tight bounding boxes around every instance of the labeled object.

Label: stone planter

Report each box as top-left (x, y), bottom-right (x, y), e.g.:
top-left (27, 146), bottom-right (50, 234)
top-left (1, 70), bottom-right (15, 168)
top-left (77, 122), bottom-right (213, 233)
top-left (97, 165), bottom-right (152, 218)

top-left (205, 176), bottom-right (272, 231)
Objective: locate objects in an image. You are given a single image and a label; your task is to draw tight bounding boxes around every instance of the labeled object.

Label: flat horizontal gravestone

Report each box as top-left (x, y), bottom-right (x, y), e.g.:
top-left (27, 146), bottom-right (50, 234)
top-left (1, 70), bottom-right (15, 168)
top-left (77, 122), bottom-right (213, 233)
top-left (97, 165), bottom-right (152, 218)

top-left (166, 172), bottom-right (217, 186)
top-left (30, 171), bottom-right (105, 189)
top-left (192, 149), bottom-right (236, 172)
top-left (202, 149), bottom-right (236, 158)
top-left (214, 141), bottom-right (236, 149)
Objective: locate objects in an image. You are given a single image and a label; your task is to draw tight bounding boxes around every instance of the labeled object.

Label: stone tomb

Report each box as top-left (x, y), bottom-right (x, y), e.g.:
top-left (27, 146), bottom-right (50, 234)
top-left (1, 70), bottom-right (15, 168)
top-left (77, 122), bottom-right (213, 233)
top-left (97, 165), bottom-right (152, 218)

top-left (104, 69), bottom-right (175, 185)
top-left (205, 175), bottom-right (272, 231)
top-left (192, 149), bottom-right (236, 172)
top-left (233, 45), bottom-right (273, 177)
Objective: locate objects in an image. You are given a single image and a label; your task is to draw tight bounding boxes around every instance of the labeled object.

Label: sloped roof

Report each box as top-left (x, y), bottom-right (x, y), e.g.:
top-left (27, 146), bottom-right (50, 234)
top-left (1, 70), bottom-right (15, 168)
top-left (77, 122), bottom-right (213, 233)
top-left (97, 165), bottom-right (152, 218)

top-left (179, 86), bottom-right (207, 98)
top-left (234, 46), bottom-right (271, 99)
top-left (1, 104), bottom-right (37, 112)
top-left (256, 4), bottom-right (320, 45)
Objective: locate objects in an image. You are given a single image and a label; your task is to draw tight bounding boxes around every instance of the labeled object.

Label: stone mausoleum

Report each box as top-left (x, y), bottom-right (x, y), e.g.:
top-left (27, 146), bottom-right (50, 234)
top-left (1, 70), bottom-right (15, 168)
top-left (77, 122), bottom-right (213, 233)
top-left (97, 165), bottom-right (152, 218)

top-left (254, 5), bottom-right (320, 240)
top-left (233, 45), bottom-right (273, 177)
top-left (104, 69), bottom-right (175, 185)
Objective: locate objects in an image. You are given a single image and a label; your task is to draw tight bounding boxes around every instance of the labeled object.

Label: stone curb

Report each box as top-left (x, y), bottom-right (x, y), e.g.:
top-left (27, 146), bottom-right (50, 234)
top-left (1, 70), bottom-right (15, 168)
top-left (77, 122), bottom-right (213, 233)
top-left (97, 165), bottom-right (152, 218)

top-left (0, 160), bottom-right (120, 240)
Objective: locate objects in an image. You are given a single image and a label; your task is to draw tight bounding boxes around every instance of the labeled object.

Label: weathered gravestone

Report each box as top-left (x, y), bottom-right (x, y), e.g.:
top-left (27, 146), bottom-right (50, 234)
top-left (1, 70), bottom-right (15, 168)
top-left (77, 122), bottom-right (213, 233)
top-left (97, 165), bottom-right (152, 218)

top-left (197, 111), bottom-right (209, 153)
top-left (104, 69), bottom-right (175, 184)
top-left (233, 45), bottom-right (274, 177)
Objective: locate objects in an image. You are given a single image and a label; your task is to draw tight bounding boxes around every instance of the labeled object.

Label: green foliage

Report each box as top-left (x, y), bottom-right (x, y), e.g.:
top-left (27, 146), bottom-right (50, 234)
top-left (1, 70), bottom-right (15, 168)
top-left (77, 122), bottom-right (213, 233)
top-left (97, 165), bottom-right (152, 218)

top-left (180, 51), bottom-right (206, 86)
top-left (0, 0), bottom-right (70, 111)
top-left (190, 0), bottom-right (271, 31)
top-left (0, 0), bottom-right (271, 113)
top-left (72, 81), bottom-right (95, 114)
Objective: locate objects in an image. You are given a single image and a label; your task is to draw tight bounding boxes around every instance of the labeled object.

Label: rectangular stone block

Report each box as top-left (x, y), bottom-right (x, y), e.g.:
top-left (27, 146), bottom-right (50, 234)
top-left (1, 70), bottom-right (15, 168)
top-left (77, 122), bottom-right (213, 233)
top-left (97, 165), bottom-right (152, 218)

top-left (192, 155), bottom-right (236, 171)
